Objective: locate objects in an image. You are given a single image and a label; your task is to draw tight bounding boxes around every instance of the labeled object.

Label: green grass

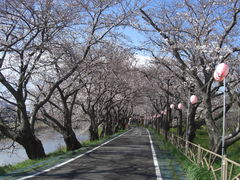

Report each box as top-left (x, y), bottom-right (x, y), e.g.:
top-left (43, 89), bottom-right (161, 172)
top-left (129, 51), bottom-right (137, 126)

top-left (193, 127), bottom-right (210, 149)
top-left (193, 127), bottom-right (240, 178)
top-left (193, 127), bottom-right (240, 164)
top-left (150, 128), bottom-right (213, 180)
top-left (170, 128), bottom-right (178, 134)
top-left (171, 126), bottom-right (240, 163)
top-left (0, 148), bottom-right (70, 175)
top-left (169, 126), bottom-right (240, 179)
top-left (0, 129), bottom-right (127, 176)
top-left (98, 126), bottom-right (103, 137)
top-left (0, 159), bottom-right (44, 176)
top-left (226, 140), bottom-right (240, 164)
top-left (0, 148), bottom-right (69, 176)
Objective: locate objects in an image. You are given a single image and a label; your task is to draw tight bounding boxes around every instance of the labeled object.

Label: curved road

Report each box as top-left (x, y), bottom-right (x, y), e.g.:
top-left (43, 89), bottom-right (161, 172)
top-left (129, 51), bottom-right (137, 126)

top-left (18, 127), bottom-right (161, 180)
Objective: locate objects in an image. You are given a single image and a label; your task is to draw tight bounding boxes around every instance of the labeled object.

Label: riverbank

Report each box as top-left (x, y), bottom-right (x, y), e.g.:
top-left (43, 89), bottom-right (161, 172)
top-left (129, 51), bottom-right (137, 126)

top-left (0, 123), bottom-right (90, 166)
top-left (0, 129), bottom-right (128, 179)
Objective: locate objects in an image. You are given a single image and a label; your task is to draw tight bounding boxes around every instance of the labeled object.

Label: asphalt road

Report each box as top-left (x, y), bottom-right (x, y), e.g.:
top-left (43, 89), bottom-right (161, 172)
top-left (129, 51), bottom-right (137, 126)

top-left (21, 127), bottom-right (159, 180)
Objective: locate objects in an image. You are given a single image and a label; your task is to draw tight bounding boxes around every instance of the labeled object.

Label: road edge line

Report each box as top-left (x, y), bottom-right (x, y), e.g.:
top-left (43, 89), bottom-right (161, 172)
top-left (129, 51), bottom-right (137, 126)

top-left (147, 129), bottom-right (163, 180)
top-left (17, 129), bottom-right (131, 180)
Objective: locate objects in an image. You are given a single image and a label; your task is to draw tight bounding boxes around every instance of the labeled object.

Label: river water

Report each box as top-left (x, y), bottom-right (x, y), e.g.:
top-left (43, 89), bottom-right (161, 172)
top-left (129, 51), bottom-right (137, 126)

top-left (0, 128), bottom-right (90, 166)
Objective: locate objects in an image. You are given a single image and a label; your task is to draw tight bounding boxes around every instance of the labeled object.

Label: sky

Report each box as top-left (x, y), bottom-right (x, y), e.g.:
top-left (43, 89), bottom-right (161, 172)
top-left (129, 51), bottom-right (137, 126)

top-left (118, 26), bottom-right (153, 67)
top-left (121, 26), bottom-right (146, 47)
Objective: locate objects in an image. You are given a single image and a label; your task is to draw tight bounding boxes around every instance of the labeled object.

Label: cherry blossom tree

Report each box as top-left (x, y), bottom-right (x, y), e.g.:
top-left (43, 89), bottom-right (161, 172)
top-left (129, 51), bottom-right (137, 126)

top-left (0, 0), bottom-right (145, 159)
top-left (77, 42), bottom-right (136, 140)
top-left (139, 0), bottom-right (240, 153)
top-left (0, 0), bottom-right (77, 159)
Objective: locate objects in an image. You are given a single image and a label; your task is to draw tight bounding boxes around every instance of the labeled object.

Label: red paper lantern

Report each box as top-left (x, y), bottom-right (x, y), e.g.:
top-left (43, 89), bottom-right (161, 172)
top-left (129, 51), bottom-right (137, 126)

top-left (170, 104), bottom-right (175, 109)
top-left (178, 103), bottom-right (184, 109)
top-left (214, 70), bottom-right (224, 82)
top-left (190, 95), bottom-right (198, 104)
top-left (215, 63), bottom-right (229, 77)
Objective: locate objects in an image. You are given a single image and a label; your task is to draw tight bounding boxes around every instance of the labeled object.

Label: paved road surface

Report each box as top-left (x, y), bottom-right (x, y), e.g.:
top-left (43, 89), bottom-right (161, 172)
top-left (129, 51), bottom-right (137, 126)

top-left (21, 127), bottom-right (160, 180)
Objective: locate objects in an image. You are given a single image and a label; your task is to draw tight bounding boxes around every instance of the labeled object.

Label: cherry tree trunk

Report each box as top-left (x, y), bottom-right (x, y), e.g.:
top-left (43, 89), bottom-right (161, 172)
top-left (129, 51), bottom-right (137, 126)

top-left (16, 130), bottom-right (46, 159)
top-left (89, 124), bottom-right (99, 141)
top-left (164, 116), bottom-right (169, 141)
top-left (63, 129), bottom-right (82, 151)
top-left (187, 105), bottom-right (198, 142)
top-left (178, 110), bottom-right (183, 136)
top-left (203, 94), bottom-right (222, 154)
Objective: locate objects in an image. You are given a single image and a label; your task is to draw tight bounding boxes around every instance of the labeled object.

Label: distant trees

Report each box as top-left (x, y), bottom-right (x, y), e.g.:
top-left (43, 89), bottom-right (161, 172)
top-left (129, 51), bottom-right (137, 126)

top-left (77, 42), bottom-right (137, 140)
top-left (139, 63), bottom-right (187, 140)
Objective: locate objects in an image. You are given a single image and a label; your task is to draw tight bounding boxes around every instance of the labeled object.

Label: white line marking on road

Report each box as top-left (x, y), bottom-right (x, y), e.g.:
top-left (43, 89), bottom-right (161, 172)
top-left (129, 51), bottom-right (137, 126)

top-left (17, 129), bottom-right (131, 180)
top-left (147, 129), bottom-right (163, 180)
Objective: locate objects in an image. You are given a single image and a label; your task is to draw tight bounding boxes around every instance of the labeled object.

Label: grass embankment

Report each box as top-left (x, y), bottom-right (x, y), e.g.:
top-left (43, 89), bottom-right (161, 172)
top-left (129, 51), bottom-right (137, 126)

top-left (151, 128), bottom-right (213, 180)
top-left (0, 129), bottom-right (127, 177)
top-left (168, 126), bottom-right (240, 179)
top-left (194, 127), bottom-right (240, 163)
top-left (169, 126), bottom-right (240, 163)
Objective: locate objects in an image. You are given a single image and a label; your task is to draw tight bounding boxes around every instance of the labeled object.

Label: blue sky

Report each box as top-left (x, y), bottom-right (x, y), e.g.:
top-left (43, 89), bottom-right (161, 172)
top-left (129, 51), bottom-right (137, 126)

top-left (122, 26), bottom-right (146, 46)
